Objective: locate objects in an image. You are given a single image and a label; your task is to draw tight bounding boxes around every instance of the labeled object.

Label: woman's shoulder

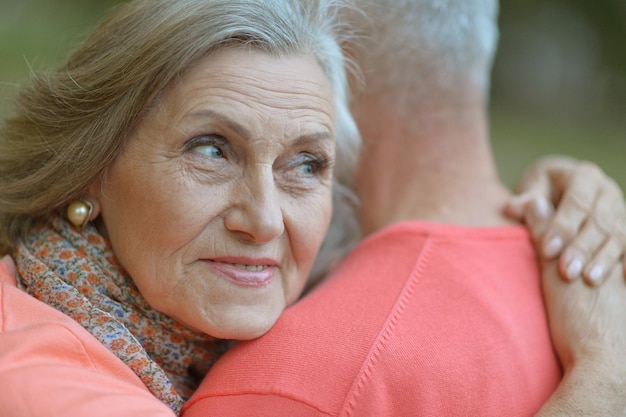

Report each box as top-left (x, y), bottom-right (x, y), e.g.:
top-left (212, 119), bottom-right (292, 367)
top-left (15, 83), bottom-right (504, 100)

top-left (0, 265), bottom-right (107, 369)
top-left (0, 260), bottom-right (174, 416)
top-left (0, 265), bottom-right (131, 375)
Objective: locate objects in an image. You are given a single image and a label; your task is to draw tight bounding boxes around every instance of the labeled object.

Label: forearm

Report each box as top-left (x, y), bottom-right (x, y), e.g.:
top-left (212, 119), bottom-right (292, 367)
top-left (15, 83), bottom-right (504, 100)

top-left (535, 362), bottom-right (626, 417)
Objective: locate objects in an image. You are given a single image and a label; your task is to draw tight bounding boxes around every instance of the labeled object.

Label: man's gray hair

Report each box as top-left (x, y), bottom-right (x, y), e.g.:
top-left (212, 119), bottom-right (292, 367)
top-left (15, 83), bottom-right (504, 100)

top-left (349, 0), bottom-right (499, 107)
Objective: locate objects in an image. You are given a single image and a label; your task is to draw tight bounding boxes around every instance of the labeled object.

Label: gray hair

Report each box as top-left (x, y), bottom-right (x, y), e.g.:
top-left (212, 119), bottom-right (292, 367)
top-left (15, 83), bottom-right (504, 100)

top-left (0, 0), bottom-right (361, 279)
top-left (348, 0), bottom-right (499, 110)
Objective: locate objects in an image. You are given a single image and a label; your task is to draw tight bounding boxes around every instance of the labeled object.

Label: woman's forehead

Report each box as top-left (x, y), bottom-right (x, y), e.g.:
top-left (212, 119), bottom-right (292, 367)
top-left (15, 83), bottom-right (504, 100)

top-left (154, 49), bottom-right (336, 129)
top-left (175, 49), bottom-right (332, 99)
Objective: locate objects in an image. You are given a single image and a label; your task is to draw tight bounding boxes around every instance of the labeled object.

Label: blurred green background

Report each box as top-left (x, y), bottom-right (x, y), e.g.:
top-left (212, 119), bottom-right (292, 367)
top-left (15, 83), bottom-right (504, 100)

top-left (1, 0), bottom-right (624, 188)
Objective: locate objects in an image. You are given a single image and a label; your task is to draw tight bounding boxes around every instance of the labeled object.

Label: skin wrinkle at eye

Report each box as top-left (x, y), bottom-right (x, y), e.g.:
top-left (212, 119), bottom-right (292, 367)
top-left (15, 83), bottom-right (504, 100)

top-left (182, 99), bottom-right (333, 145)
top-left (136, 93), bottom-right (330, 228)
top-left (177, 111), bottom-right (334, 192)
top-left (182, 110), bottom-right (335, 146)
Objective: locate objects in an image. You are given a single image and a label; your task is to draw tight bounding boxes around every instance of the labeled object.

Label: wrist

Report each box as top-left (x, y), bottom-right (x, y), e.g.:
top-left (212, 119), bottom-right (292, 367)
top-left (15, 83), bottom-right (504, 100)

top-left (537, 360), bottom-right (626, 416)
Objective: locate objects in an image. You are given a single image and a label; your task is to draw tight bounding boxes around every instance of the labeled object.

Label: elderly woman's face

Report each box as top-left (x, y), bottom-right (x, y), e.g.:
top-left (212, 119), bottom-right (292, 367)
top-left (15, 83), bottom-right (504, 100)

top-left (88, 49), bottom-right (336, 339)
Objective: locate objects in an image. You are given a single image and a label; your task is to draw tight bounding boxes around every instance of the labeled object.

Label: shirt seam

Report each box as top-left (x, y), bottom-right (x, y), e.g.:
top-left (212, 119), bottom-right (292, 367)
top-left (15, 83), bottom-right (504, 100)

top-left (338, 235), bottom-right (435, 417)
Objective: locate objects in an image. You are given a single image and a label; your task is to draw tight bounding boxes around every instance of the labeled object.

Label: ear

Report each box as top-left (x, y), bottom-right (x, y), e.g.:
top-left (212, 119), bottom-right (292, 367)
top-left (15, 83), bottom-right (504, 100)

top-left (84, 176), bottom-right (103, 220)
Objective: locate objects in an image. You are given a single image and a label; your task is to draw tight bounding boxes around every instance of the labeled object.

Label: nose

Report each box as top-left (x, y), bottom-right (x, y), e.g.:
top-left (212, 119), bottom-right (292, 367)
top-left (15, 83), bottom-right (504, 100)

top-left (224, 165), bottom-right (285, 243)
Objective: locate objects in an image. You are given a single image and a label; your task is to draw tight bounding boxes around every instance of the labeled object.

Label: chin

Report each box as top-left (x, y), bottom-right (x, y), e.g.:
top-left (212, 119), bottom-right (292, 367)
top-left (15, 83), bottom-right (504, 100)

top-left (210, 321), bottom-right (276, 341)
top-left (204, 308), bottom-right (283, 341)
top-left (231, 323), bottom-right (275, 341)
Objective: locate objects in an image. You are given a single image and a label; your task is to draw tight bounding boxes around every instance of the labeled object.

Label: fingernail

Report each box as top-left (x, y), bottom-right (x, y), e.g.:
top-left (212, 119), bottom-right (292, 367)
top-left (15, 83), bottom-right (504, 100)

top-left (587, 264), bottom-right (603, 284)
top-left (566, 257), bottom-right (583, 279)
top-left (543, 236), bottom-right (563, 258)
top-left (532, 197), bottom-right (550, 220)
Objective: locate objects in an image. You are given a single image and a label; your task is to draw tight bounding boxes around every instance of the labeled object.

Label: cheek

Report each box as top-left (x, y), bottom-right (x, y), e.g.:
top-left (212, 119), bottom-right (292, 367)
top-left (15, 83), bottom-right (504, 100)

top-left (281, 192), bottom-right (332, 307)
top-left (106, 159), bottom-right (216, 240)
top-left (99, 167), bottom-right (224, 293)
top-left (286, 189), bottom-right (333, 273)
top-left (104, 177), bottom-right (185, 249)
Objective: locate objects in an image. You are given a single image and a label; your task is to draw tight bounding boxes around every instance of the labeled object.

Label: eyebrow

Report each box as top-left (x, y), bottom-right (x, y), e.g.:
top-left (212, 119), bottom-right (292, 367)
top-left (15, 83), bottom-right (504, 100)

top-left (184, 109), bottom-right (334, 145)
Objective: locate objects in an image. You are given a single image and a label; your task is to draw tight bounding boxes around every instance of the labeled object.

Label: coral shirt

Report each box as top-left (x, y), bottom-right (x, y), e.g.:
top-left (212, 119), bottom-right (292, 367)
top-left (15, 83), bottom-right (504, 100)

top-left (0, 256), bottom-right (174, 417)
top-left (184, 222), bottom-right (561, 417)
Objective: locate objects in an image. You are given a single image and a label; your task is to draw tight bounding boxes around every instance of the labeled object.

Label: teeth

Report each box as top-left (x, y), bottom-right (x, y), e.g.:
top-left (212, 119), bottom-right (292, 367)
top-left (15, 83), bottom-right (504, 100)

top-left (232, 263), bottom-right (267, 272)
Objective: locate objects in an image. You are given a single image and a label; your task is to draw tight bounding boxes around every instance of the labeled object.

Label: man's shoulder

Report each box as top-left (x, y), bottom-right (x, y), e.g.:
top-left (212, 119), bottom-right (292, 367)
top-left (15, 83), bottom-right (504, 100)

top-left (184, 223), bottom-right (441, 415)
top-left (185, 222), bottom-right (556, 416)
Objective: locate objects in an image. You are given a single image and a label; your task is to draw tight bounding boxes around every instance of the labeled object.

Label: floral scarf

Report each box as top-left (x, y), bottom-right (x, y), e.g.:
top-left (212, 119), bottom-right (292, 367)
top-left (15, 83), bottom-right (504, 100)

top-left (14, 214), bottom-right (232, 414)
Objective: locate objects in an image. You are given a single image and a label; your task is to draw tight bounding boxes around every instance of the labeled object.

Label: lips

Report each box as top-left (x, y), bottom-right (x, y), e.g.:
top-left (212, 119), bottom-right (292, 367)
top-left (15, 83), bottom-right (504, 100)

top-left (204, 258), bottom-right (277, 288)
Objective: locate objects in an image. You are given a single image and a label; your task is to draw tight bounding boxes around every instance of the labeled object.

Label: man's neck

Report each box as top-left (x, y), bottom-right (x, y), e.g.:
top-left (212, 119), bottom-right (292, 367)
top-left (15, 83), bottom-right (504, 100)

top-left (353, 102), bottom-right (516, 236)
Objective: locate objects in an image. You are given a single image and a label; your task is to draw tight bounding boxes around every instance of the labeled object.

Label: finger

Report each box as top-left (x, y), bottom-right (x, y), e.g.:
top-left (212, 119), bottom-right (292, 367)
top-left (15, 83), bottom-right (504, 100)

top-left (585, 180), bottom-right (626, 246)
top-left (583, 236), bottom-right (624, 287)
top-left (508, 167), bottom-right (553, 215)
top-left (507, 156), bottom-right (559, 220)
top-left (521, 196), bottom-right (555, 242)
top-left (558, 217), bottom-right (607, 282)
top-left (510, 195), bottom-right (561, 262)
top-left (557, 256), bottom-right (581, 283)
top-left (579, 188), bottom-right (626, 286)
top-left (511, 157), bottom-right (579, 252)
top-left (505, 194), bottom-right (532, 220)
top-left (542, 178), bottom-right (602, 259)
top-left (541, 167), bottom-right (602, 259)
top-left (555, 186), bottom-right (625, 282)
top-left (542, 205), bottom-right (587, 260)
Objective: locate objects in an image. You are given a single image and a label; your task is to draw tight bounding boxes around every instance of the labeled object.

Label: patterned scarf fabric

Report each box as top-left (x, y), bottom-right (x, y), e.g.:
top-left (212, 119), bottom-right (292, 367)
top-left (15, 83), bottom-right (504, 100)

top-left (14, 214), bottom-right (232, 414)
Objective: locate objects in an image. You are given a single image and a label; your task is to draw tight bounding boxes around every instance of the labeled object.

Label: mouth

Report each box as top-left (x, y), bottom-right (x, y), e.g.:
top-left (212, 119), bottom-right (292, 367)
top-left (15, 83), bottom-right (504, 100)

top-left (230, 263), bottom-right (268, 272)
top-left (204, 258), bottom-right (277, 288)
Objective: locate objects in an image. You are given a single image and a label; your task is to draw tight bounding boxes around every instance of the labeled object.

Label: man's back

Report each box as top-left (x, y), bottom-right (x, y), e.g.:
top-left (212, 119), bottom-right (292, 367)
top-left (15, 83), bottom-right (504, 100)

top-left (183, 222), bottom-right (561, 417)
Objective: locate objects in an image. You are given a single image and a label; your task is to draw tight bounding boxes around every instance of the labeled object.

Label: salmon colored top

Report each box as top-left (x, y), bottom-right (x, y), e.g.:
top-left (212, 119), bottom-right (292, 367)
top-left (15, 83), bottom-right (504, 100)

top-left (0, 256), bottom-right (175, 417)
top-left (183, 222), bottom-right (562, 417)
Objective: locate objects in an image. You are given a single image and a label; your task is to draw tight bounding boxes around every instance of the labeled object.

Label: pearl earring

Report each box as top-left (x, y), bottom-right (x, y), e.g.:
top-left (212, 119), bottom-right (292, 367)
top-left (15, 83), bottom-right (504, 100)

top-left (66, 199), bottom-right (94, 230)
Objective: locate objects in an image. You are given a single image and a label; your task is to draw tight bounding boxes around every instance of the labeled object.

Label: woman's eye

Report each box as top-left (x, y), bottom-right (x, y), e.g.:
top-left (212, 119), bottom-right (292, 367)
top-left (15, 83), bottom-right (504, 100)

top-left (185, 135), bottom-right (229, 159)
top-left (294, 153), bottom-right (329, 176)
top-left (297, 160), bottom-right (317, 175)
top-left (301, 164), bottom-right (314, 174)
top-left (194, 144), bottom-right (224, 159)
